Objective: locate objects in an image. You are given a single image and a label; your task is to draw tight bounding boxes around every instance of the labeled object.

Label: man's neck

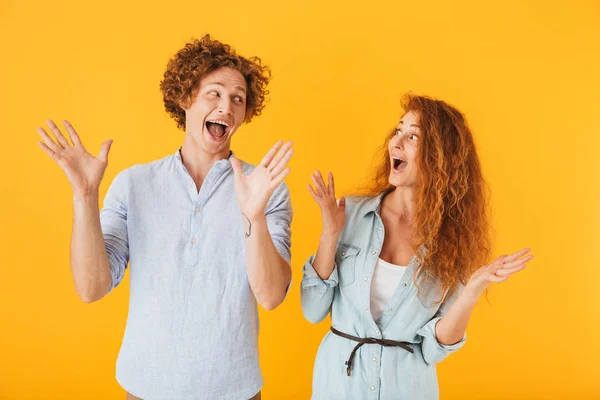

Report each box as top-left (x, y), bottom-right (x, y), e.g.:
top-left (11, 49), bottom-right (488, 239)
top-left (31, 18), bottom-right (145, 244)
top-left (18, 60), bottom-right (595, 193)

top-left (180, 140), bottom-right (231, 187)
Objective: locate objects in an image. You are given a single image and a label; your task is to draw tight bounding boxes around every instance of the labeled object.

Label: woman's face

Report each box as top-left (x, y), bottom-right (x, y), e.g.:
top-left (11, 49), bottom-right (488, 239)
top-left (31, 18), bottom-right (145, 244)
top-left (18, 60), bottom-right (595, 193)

top-left (388, 111), bottom-right (421, 188)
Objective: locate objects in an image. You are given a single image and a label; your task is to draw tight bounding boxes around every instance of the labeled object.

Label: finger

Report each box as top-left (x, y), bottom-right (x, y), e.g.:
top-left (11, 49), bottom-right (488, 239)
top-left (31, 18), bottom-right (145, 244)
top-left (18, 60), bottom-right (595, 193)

top-left (270, 148), bottom-right (294, 177)
top-left (38, 141), bottom-right (58, 160)
top-left (328, 172), bottom-right (335, 196)
top-left (270, 167), bottom-right (291, 188)
top-left (46, 119), bottom-right (70, 149)
top-left (307, 184), bottom-right (319, 200)
top-left (314, 170), bottom-right (329, 195)
top-left (503, 248), bottom-right (532, 263)
top-left (259, 140), bottom-right (284, 168)
top-left (62, 120), bottom-right (82, 147)
top-left (494, 264), bottom-right (527, 277)
top-left (230, 155), bottom-right (243, 176)
top-left (97, 140), bottom-right (113, 163)
top-left (37, 127), bottom-right (62, 153)
top-left (267, 141), bottom-right (293, 172)
top-left (311, 174), bottom-right (325, 196)
top-left (501, 255), bottom-right (534, 270)
top-left (487, 274), bottom-right (510, 283)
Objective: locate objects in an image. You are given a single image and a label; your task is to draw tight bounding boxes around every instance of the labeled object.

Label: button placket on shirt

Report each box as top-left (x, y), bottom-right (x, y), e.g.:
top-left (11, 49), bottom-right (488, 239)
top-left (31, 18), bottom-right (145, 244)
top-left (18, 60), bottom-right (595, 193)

top-left (364, 216), bottom-right (385, 399)
top-left (189, 171), bottom-right (218, 265)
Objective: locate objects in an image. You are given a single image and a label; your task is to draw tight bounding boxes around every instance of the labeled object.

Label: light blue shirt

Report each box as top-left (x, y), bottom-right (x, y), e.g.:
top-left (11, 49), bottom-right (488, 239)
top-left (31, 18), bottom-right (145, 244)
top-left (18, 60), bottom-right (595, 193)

top-left (101, 149), bottom-right (292, 400)
top-left (301, 194), bottom-right (465, 400)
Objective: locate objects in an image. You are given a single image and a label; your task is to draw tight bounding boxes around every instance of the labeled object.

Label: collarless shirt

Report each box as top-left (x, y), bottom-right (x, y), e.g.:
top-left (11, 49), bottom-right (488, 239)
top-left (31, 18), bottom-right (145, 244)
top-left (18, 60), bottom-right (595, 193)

top-left (101, 149), bottom-right (293, 400)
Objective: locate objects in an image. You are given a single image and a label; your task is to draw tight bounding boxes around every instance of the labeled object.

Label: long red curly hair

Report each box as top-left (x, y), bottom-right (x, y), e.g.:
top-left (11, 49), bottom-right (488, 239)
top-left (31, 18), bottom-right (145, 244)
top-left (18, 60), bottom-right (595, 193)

top-left (362, 94), bottom-right (492, 297)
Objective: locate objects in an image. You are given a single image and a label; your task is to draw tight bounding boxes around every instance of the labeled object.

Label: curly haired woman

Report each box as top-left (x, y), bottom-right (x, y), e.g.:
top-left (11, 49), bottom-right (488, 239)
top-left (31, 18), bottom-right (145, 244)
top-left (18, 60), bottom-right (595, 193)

top-left (37, 35), bottom-right (294, 400)
top-left (301, 94), bottom-right (533, 400)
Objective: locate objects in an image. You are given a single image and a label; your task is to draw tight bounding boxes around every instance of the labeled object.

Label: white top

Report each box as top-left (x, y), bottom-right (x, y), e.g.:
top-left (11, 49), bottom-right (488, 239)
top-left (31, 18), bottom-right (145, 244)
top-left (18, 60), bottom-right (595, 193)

top-left (370, 258), bottom-right (407, 321)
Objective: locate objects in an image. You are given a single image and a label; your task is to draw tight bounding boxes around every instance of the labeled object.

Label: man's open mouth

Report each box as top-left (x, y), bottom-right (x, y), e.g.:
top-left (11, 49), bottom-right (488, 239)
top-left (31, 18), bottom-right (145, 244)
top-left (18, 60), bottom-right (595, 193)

top-left (206, 120), bottom-right (230, 139)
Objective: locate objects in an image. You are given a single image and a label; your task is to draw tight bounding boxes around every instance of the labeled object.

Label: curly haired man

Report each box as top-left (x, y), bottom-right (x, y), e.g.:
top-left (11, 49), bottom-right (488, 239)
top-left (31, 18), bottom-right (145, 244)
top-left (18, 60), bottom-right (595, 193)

top-left (37, 35), bottom-right (293, 400)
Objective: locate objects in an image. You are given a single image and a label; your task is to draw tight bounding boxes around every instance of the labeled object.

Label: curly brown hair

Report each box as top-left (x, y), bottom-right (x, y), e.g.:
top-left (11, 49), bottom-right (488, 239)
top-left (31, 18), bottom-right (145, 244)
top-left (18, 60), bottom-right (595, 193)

top-left (361, 94), bottom-right (492, 297)
top-left (160, 34), bottom-right (271, 130)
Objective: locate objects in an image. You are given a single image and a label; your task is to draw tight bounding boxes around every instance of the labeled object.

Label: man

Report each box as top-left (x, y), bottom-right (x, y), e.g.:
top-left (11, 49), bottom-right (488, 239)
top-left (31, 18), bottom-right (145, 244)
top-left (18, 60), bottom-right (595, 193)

top-left (37, 34), bottom-right (293, 400)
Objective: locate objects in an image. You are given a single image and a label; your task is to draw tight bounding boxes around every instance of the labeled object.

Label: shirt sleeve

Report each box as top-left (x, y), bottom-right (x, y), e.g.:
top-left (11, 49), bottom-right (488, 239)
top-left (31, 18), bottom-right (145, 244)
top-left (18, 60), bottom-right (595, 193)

top-left (100, 169), bottom-right (130, 293)
top-left (300, 255), bottom-right (339, 324)
top-left (416, 284), bottom-right (467, 364)
top-left (265, 182), bottom-right (293, 263)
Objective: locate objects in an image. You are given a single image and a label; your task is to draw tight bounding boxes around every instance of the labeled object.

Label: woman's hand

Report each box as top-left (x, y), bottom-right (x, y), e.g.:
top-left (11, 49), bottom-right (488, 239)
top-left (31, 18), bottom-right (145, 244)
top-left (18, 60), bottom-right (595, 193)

top-left (307, 170), bottom-right (346, 238)
top-left (465, 248), bottom-right (534, 301)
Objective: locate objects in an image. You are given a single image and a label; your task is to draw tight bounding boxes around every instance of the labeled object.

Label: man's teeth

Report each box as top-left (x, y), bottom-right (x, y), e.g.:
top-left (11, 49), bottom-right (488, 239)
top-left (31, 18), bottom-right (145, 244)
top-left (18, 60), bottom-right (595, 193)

top-left (208, 120), bottom-right (229, 127)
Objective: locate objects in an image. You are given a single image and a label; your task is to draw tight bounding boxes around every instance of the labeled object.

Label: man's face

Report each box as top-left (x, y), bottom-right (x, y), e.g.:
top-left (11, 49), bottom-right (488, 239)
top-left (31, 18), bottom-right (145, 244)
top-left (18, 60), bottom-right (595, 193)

top-left (183, 66), bottom-right (247, 155)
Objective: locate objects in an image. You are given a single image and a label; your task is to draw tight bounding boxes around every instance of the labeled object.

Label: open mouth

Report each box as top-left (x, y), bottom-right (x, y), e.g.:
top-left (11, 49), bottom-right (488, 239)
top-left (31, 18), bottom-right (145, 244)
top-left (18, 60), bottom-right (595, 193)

top-left (205, 119), bottom-right (230, 141)
top-left (392, 156), bottom-right (407, 171)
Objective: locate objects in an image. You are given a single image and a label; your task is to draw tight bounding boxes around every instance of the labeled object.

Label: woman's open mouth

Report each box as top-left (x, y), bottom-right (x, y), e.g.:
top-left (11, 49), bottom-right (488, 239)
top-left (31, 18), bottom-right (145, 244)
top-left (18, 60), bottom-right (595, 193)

top-left (205, 120), bottom-right (230, 141)
top-left (392, 156), bottom-right (407, 172)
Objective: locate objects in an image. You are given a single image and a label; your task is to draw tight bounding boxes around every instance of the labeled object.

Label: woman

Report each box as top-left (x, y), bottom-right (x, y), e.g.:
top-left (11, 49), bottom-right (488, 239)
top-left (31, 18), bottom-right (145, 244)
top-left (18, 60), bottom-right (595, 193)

top-left (301, 94), bottom-right (533, 399)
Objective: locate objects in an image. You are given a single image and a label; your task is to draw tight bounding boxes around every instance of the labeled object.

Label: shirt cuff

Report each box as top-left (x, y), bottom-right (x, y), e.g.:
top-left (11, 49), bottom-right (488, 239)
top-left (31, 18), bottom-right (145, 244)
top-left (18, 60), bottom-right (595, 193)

top-left (416, 316), bottom-right (467, 352)
top-left (301, 255), bottom-right (339, 289)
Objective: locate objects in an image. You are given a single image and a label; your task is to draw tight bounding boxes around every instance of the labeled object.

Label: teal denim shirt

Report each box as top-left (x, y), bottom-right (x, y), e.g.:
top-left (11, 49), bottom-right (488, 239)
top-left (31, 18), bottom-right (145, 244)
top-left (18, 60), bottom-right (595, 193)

top-left (301, 194), bottom-right (465, 400)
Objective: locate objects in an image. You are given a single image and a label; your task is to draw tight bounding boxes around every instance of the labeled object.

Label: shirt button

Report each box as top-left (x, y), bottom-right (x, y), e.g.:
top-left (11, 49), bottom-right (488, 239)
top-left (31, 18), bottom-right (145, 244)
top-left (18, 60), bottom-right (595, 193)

top-left (364, 277), bottom-right (368, 281)
top-left (370, 386), bottom-right (375, 391)
top-left (191, 238), bottom-right (196, 244)
top-left (371, 250), bottom-right (377, 255)
top-left (195, 207), bottom-right (201, 213)
top-left (341, 251), bottom-right (346, 256)
top-left (403, 283), bottom-right (407, 287)
top-left (388, 307), bottom-right (393, 311)
top-left (364, 306), bottom-right (368, 311)
top-left (372, 356), bottom-right (377, 361)
top-left (378, 227), bottom-right (382, 232)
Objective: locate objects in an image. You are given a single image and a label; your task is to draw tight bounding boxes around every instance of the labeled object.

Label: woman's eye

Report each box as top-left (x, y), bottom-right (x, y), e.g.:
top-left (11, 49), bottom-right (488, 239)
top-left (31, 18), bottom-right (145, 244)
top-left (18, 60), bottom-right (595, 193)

top-left (234, 96), bottom-right (244, 103)
top-left (209, 91), bottom-right (219, 97)
top-left (396, 129), bottom-right (402, 136)
top-left (409, 134), bottom-right (418, 140)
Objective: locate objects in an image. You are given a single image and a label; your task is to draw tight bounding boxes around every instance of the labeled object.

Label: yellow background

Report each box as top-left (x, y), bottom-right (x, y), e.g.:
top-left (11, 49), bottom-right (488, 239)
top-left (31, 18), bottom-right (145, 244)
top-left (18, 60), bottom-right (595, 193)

top-left (1, 0), bottom-right (599, 399)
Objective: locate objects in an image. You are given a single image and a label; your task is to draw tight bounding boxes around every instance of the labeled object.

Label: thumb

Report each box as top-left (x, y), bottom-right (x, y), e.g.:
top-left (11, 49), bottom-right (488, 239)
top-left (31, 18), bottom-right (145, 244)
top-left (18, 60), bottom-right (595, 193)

top-left (98, 139), bottom-right (113, 163)
top-left (338, 196), bottom-right (346, 212)
top-left (230, 155), bottom-right (243, 176)
top-left (496, 254), bottom-right (509, 264)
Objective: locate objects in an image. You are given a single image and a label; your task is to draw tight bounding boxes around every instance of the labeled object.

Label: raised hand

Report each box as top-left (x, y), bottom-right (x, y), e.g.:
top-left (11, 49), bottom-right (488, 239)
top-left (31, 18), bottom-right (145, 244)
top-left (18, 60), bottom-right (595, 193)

top-left (465, 248), bottom-right (534, 299)
top-left (231, 141), bottom-right (294, 221)
top-left (37, 120), bottom-right (113, 197)
top-left (307, 170), bottom-right (346, 237)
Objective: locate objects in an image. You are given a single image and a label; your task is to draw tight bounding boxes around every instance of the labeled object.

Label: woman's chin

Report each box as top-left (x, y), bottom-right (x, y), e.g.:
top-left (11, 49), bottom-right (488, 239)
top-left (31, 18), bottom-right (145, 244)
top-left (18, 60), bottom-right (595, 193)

top-left (388, 177), bottom-right (416, 189)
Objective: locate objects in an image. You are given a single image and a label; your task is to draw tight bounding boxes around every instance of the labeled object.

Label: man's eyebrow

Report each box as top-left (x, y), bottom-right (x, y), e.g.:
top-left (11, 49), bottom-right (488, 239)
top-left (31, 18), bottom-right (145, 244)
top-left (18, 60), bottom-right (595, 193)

top-left (205, 81), bottom-right (247, 94)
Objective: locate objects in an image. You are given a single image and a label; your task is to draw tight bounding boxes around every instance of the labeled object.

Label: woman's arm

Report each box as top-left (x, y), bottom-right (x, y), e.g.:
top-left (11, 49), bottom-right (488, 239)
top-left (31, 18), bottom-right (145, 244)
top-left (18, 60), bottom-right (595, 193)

top-left (435, 248), bottom-right (534, 344)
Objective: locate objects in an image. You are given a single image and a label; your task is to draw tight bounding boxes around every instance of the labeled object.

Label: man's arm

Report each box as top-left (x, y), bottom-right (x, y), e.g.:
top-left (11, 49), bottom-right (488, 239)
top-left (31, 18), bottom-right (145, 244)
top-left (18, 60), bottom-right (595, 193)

top-left (37, 120), bottom-right (116, 303)
top-left (231, 141), bottom-right (294, 311)
top-left (243, 213), bottom-right (291, 310)
top-left (71, 192), bottom-right (112, 302)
